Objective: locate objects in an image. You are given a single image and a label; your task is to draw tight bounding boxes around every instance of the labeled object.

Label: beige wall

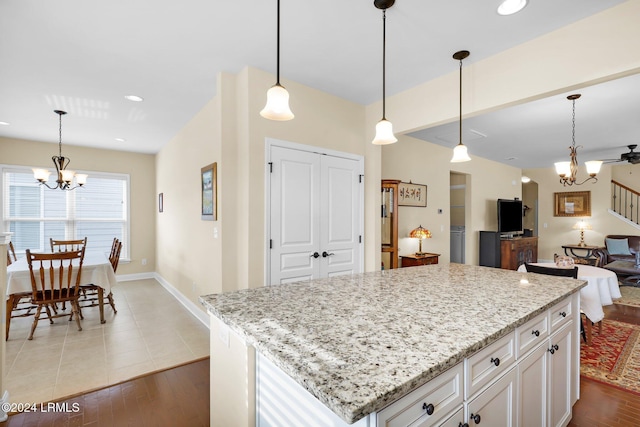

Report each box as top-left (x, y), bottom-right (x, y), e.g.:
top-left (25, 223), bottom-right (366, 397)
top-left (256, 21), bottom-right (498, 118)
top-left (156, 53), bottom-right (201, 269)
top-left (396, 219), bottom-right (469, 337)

top-left (382, 135), bottom-right (522, 265)
top-left (523, 164), bottom-right (639, 261)
top-left (0, 137), bottom-right (156, 276)
top-left (155, 67), bottom-right (372, 310)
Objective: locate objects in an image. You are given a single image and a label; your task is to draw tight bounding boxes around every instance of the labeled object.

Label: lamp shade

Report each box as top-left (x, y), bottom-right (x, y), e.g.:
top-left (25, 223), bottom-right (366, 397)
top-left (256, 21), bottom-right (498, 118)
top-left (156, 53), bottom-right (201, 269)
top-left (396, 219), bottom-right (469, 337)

top-left (451, 143), bottom-right (471, 163)
top-left (585, 160), bottom-right (602, 175)
top-left (372, 119), bottom-right (397, 145)
top-left (572, 220), bottom-right (592, 231)
top-left (260, 84), bottom-right (294, 121)
top-left (33, 168), bottom-right (51, 182)
top-left (409, 225), bottom-right (432, 239)
top-left (554, 161), bottom-right (571, 177)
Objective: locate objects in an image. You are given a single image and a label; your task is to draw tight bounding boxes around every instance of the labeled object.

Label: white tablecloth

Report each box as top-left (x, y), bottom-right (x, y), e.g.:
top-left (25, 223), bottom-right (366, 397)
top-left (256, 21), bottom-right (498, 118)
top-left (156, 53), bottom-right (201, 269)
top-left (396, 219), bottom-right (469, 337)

top-left (517, 263), bottom-right (621, 323)
top-left (6, 251), bottom-right (117, 297)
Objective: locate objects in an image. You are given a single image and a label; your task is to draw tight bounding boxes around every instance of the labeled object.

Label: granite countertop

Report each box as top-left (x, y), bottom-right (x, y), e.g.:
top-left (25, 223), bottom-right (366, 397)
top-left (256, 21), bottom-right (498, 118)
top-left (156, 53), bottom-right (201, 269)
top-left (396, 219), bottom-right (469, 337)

top-left (200, 263), bottom-right (585, 424)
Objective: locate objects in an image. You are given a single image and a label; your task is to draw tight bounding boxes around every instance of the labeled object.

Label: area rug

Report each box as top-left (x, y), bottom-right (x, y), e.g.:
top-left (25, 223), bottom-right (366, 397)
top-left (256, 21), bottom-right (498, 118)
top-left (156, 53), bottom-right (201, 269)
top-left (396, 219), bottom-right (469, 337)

top-left (614, 285), bottom-right (640, 308)
top-left (580, 318), bottom-right (640, 395)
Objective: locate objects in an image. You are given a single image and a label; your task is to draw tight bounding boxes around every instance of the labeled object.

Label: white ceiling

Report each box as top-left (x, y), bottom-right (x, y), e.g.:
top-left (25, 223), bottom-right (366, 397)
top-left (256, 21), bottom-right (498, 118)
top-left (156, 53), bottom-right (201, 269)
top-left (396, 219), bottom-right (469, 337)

top-left (0, 0), bottom-right (636, 169)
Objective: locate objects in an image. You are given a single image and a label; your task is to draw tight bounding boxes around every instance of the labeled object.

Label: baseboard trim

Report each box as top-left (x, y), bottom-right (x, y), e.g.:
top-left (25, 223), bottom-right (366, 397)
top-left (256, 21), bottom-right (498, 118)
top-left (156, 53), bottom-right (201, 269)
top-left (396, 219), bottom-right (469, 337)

top-left (153, 273), bottom-right (210, 328)
top-left (116, 272), bottom-right (156, 282)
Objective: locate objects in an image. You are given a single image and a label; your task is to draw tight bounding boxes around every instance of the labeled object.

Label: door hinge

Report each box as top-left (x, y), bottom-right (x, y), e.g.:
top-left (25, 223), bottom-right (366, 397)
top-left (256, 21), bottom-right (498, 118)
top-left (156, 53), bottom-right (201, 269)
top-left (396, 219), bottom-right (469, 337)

top-left (359, 174), bottom-right (364, 183)
top-left (269, 239), bottom-right (273, 249)
top-left (268, 162), bottom-right (273, 173)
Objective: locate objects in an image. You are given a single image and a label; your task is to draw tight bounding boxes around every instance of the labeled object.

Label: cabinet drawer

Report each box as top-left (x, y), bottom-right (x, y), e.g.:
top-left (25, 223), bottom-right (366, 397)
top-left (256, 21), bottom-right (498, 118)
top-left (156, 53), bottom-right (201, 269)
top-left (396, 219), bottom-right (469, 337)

top-left (464, 332), bottom-right (515, 399)
top-left (516, 310), bottom-right (549, 358)
top-left (549, 297), bottom-right (574, 333)
top-left (377, 364), bottom-right (463, 427)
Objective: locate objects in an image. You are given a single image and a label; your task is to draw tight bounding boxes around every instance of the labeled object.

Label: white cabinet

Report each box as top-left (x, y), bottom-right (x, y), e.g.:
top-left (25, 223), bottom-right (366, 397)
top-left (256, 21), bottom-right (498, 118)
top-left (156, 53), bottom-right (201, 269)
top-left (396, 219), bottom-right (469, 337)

top-left (517, 296), bottom-right (576, 427)
top-left (465, 332), bottom-right (516, 399)
top-left (377, 364), bottom-right (463, 427)
top-left (466, 367), bottom-right (518, 426)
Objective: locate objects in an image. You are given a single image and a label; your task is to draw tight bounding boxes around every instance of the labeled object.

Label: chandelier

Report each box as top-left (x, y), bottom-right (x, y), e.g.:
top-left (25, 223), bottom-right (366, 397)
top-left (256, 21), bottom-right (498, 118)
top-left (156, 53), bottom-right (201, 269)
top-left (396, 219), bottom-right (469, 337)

top-left (554, 94), bottom-right (602, 186)
top-left (33, 110), bottom-right (87, 190)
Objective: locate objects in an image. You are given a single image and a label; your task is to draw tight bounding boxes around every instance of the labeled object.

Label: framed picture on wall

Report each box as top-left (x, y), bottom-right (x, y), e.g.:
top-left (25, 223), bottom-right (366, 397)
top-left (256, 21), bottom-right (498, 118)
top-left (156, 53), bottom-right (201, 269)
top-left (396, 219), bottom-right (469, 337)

top-left (398, 181), bottom-right (427, 207)
top-left (201, 162), bottom-right (217, 221)
top-left (554, 191), bottom-right (591, 217)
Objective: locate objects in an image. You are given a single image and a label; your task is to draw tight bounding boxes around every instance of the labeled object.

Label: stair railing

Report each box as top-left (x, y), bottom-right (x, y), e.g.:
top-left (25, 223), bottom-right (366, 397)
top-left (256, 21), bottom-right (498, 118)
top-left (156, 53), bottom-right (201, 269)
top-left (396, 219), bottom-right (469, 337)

top-left (611, 180), bottom-right (639, 226)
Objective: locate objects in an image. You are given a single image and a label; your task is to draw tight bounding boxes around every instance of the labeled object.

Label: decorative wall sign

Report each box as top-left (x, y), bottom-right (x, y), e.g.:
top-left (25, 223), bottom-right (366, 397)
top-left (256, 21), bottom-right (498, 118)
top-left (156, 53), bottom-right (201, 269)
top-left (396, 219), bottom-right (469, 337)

top-left (201, 162), bottom-right (217, 221)
top-left (398, 181), bottom-right (427, 207)
top-left (554, 191), bottom-right (591, 217)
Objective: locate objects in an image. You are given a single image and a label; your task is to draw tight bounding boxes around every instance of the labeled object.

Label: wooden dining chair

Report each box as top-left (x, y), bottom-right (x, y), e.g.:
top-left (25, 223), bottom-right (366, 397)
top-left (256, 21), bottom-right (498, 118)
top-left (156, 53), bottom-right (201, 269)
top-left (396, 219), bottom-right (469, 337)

top-left (50, 237), bottom-right (87, 252)
top-left (523, 263), bottom-right (597, 344)
top-left (25, 247), bottom-right (86, 340)
top-left (75, 239), bottom-right (121, 323)
top-left (6, 241), bottom-right (17, 265)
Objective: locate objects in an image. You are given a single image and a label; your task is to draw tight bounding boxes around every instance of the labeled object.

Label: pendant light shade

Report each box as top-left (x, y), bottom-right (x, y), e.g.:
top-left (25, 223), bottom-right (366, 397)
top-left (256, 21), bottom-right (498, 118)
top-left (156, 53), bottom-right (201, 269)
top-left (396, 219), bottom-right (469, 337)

top-left (373, 119), bottom-right (397, 145)
top-left (451, 50), bottom-right (471, 163)
top-left (260, 0), bottom-right (294, 121)
top-left (261, 83), bottom-right (294, 121)
top-left (372, 0), bottom-right (397, 145)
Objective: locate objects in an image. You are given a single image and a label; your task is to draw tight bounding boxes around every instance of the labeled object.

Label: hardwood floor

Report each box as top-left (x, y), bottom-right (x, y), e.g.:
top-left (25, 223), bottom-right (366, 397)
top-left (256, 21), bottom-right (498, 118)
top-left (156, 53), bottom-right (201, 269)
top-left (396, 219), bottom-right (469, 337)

top-left (568, 301), bottom-right (640, 427)
top-left (1, 358), bottom-right (209, 427)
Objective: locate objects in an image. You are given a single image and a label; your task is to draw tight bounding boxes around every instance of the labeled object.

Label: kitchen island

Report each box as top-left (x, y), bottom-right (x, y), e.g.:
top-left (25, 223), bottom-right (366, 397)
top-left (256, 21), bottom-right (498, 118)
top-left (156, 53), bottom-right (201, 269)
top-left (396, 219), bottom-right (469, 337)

top-left (201, 263), bottom-right (586, 426)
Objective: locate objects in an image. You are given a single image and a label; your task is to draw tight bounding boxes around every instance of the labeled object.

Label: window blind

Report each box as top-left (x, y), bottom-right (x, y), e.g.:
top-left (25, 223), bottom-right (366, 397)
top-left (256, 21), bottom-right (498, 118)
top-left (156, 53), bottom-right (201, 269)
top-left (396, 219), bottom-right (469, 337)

top-left (2, 166), bottom-right (130, 259)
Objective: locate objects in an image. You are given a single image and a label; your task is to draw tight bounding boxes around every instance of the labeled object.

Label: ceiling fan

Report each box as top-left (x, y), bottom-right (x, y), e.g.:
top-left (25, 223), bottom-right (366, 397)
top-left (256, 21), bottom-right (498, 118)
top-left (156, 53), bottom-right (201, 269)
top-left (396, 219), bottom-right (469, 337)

top-left (603, 145), bottom-right (640, 165)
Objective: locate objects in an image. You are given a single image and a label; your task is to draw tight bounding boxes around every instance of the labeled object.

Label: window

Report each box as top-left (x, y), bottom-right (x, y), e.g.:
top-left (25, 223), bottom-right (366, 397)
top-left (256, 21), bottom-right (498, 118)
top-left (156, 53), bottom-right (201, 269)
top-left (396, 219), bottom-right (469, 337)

top-left (2, 166), bottom-right (130, 259)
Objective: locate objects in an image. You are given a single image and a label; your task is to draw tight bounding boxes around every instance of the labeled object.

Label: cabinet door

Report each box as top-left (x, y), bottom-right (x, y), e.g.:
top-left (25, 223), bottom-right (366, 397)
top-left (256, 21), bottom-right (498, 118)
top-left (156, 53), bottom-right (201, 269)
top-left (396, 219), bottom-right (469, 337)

top-left (517, 343), bottom-right (548, 427)
top-left (548, 322), bottom-right (573, 427)
top-left (466, 368), bottom-right (517, 427)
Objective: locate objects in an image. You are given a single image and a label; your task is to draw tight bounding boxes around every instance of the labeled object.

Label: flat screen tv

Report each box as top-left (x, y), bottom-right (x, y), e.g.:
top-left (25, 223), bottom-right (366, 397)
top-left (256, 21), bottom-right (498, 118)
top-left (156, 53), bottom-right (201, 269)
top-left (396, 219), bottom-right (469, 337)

top-left (497, 199), bottom-right (523, 235)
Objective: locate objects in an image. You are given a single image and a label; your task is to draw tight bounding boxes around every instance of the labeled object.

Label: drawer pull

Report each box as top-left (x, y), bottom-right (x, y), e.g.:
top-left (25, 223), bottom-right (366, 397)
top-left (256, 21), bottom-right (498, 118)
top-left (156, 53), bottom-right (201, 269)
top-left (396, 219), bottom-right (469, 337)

top-left (458, 423), bottom-right (469, 427)
top-left (548, 344), bottom-right (558, 354)
top-left (532, 330), bottom-right (540, 337)
top-left (470, 413), bottom-right (481, 424)
top-left (422, 402), bottom-right (434, 415)
top-left (559, 311), bottom-right (567, 317)
top-left (490, 357), bottom-right (500, 367)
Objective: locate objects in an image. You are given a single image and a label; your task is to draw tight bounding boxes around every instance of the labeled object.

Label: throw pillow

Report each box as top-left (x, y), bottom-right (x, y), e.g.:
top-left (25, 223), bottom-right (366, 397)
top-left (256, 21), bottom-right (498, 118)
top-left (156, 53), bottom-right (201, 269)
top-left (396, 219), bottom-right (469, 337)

top-left (605, 237), bottom-right (632, 255)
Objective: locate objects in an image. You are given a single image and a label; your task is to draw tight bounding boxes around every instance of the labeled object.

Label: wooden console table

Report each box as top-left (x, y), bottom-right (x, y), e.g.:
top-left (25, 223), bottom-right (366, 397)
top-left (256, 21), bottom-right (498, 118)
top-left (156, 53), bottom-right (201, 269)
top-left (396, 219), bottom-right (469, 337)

top-left (400, 253), bottom-right (439, 267)
top-left (562, 244), bottom-right (600, 259)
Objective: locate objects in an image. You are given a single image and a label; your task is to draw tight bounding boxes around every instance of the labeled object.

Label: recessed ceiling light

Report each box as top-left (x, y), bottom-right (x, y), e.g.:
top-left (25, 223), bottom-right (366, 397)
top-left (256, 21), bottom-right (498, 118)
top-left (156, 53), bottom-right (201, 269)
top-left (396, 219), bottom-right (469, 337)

top-left (521, 176), bottom-right (531, 183)
top-left (115, 138), bottom-right (126, 142)
top-left (0, 121), bottom-right (9, 126)
top-left (497, 0), bottom-right (528, 16)
top-left (124, 95), bottom-right (144, 102)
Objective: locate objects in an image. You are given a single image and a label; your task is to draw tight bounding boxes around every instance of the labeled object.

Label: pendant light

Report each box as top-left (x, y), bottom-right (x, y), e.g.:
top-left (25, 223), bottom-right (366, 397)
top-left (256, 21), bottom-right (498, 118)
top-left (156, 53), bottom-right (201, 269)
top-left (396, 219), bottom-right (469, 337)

top-left (372, 0), bottom-right (397, 145)
top-left (260, 0), bottom-right (294, 121)
top-left (450, 50), bottom-right (471, 163)
top-left (33, 110), bottom-right (88, 190)
top-left (554, 94), bottom-right (602, 186)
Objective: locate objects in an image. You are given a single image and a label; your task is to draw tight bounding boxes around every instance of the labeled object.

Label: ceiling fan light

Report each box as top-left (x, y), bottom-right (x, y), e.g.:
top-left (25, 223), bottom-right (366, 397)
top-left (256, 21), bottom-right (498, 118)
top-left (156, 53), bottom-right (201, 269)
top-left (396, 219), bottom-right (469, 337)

top-left (451, 143), bottom-right (471, 163)
top-left (260, 84), bottom-right (294, 121)
top-left (372, 119), bottom-right (397, 145)
top-left (497, 0), bottom-right (528, 16)
top-left (33, 168), bottom-right (51, 182)
top-left (555, 161), bottom-right (570, 177)
top-left (585, 160), bottom-right (602, 175)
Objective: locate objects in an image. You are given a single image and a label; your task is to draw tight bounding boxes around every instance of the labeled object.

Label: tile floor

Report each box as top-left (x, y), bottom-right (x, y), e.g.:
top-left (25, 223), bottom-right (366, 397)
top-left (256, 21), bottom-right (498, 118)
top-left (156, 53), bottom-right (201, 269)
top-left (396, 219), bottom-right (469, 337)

top-left (4, 278), bottom-right (210, 405)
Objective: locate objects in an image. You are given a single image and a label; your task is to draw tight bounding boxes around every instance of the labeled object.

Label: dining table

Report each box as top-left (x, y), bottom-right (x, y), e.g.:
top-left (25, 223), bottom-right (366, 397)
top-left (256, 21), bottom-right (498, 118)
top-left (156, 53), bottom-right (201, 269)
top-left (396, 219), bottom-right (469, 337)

top-left (517, 262), bottom-right (621, 344)
top-left (6, 251), bottom-right (117, 322)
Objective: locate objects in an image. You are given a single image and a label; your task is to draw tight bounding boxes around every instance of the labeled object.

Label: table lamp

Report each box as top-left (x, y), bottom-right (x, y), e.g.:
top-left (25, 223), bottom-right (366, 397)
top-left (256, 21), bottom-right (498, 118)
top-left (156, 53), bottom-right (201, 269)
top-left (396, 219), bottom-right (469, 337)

top-left (409, 225), bottom-right (432, 256)
top-left (572, 220), bottom-right (592, 247)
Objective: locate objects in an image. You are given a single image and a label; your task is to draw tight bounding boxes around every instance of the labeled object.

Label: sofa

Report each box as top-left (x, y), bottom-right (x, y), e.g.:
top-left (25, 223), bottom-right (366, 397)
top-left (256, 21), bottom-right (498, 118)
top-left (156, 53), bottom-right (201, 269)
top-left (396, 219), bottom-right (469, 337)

top-left (593, 235), bottom-right (640, 267)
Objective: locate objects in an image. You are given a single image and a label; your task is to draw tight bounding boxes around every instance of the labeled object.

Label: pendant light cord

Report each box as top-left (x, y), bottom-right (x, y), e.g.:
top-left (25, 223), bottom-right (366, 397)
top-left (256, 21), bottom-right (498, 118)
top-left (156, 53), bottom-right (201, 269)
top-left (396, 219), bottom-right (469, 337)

top-left (276, 0), bottom-right (281, 85)
top-left (58, 112), bottom-right (63, 158)
top-left (382, 9), bottom-right (387, 120)
top-left (571, 98), bottom-right (576, 148)
top-left (458, 57), bottom-right (463, 145)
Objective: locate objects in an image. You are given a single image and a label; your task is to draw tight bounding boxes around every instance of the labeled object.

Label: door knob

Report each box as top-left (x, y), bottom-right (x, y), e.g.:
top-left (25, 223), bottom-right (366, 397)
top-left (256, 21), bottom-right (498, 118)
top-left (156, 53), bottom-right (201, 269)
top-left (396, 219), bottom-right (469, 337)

top-left (310, 252), bottom-right (320, 258)
top-left (322, 251), bottom-right (335, 257)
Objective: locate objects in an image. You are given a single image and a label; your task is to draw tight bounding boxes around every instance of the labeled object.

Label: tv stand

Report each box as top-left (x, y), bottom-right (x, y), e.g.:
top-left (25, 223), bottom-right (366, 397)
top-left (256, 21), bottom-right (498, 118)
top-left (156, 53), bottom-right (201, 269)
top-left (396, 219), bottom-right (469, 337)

top-left (479, 231), bottom-right (538, 270)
